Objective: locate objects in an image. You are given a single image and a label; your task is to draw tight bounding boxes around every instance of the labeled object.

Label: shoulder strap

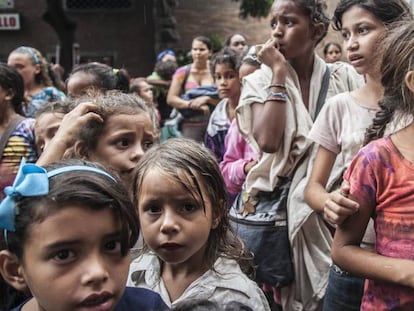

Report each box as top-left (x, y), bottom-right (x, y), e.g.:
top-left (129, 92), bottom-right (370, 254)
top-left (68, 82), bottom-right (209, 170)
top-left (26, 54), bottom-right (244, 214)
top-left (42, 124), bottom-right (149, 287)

top-left (0, 115), bottom-right (25, 160)
top-left (180, 65), bottom-right (191, 95)
top-left (313, 65), bottom-right (330, 121)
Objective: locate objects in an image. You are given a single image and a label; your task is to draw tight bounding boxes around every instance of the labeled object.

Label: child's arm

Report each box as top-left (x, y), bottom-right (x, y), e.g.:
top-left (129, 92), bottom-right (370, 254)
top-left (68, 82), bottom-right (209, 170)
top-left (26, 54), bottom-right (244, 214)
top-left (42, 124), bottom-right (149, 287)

top-left (332, 196), bottom-right (414, 288)
top-left (251, 39), bottom-right (287, 153)
top-left (305, 145), bottom-right (359, 223)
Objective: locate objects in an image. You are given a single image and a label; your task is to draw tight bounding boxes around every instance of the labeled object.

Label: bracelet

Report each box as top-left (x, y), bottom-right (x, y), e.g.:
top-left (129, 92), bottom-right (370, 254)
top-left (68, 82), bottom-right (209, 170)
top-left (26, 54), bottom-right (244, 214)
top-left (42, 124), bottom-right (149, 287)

top-left (267, 83), bottom-right (286, 90)
top-left (265, 91), bottom-right (288, 102)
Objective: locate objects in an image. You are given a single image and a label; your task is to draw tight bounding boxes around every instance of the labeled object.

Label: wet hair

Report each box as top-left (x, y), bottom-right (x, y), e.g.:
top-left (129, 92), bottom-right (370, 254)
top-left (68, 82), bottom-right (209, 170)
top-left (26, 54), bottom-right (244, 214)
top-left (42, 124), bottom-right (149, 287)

top-left (332, 0), bottom-right (412, 31)
top-left (323, 42), bottom-right (342, 56)
top-left (133, 138), bottom-right (252, 274)
top-left (210, 47), bottom-right (242, 77)
top-left (364, 21), bottom-right (414, 145)
top-left (278, 0), bottom-right (330, 44)
top-left (0, 63), bottom-right (25, 115)
top-left (193, 36), bottom-right (212, 51)
top-left (67, 62), bottom-right (130, 94)
top-left (10, 46), bottom-right (52, 87)
top-left (5, 159), bottom-right (139, 260)
top-left (154, 60), bottom-right (177, 81)
top-left (75, 91), bottom-right (157, 151)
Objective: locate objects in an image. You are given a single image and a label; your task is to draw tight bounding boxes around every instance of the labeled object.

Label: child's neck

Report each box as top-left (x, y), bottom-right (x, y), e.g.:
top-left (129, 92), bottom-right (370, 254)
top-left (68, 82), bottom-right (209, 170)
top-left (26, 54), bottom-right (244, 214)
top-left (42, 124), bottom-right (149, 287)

top-left (392, 122), bottom-right (414, 164)
top-left (352, 75), bottom-right (383, 109)
top-left (161, 260), bottom-right (209, 302)
top-left (226, 94), bottom-right (240, 121)
top-left (290, 53), bottom-right (315, 111)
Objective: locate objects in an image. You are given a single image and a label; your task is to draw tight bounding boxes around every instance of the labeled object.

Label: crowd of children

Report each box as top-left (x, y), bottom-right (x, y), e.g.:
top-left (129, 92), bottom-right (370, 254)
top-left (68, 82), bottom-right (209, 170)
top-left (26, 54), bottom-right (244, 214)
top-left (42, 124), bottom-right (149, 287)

top-left (2, 0), bottom-right (414, 310)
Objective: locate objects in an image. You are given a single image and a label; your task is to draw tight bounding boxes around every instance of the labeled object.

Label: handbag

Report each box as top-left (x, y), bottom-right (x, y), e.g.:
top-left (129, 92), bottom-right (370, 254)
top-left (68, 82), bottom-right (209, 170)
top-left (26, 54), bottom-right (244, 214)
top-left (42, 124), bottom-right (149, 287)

top-left (229, 177), bottom-right (294, 287)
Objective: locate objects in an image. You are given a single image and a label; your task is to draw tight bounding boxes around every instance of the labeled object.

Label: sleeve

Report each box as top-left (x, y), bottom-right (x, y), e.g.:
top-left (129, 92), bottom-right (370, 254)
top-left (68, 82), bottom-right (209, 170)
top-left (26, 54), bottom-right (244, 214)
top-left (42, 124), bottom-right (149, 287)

top-left (308, 94), bottom-right (343, 154)
top-left (343, 145), bottom-right (377, 210)
top-left (172, 66), bottom-right (187, 84)
top-left (220, 120), bottom-right (256, 195)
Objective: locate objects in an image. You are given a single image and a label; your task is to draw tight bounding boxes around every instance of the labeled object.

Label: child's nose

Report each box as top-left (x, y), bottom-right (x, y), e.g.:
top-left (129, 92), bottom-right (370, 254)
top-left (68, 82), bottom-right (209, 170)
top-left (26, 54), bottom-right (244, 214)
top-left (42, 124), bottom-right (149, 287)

top-left (81, 255), bottom-right (109, 286)
top-left (130, 144), bottom-right (145, 162)
top-left (160, 209), bottom-right (180, 234)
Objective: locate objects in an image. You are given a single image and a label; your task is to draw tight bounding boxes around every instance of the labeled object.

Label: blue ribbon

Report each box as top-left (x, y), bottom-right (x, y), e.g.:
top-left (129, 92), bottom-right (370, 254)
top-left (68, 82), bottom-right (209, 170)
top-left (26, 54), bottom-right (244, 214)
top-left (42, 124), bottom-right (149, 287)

top-left (0, 159), bottom-right (116, 232)
top-left (0, 159), bottom-right (48, 231)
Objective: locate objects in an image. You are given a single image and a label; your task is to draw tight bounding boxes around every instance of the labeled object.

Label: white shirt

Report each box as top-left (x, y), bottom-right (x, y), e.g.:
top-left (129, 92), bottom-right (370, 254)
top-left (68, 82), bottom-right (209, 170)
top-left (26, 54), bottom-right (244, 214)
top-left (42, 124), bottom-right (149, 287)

top-left (127, 252), bottom-right (271, 310)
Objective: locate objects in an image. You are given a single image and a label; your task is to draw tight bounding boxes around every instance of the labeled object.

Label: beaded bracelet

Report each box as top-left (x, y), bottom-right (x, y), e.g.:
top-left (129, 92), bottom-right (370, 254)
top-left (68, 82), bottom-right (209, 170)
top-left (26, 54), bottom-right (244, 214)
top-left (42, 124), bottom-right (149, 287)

top-left (267, 83), bottom-right (286, 90)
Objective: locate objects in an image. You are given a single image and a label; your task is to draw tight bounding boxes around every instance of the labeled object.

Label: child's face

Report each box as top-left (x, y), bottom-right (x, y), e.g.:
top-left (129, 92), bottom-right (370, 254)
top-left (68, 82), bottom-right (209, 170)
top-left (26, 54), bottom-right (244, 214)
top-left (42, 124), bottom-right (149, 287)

top-left (18, 205), bottom-right (129, 311)
top-left (138, 81), bottom-right (154, 104)
top-left (7, 52), bottom-right (39, 87)
top-left (341, 5), bottom-right (385, 76)
top-left (229, 34), bottom-right (248, 54)
top-left (138, 168), bottom-right (218, 270)
top-left (35, 111), bottom-right (65, 154)
top-left (87, 112), bottom-right (155, 186)
top-left (66, 72), bottom-right (97, 97)
top-left (325, 44), bottom-right (342, 63)
top-left (214, 63), bottom-right (241, 101)
top-left (270, 0), bottom-right (316, 60)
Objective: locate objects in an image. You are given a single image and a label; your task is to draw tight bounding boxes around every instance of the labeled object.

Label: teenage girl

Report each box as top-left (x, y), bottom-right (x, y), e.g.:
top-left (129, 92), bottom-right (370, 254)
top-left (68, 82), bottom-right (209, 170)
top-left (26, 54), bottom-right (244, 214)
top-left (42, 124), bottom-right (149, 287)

top-left (66, 62), bottom-right (130, 97)
top-left (332, 21), bottom-right (414, 310)
top-left (205, 47), bottom-right (242, 161)
top-left (323, 42), bottom-right (342, 63)
top-left (7, 46), bottom-right (65, 118)
top-left (0, 159), bottom-right (168, 310)
top-left (128, 138), bottom-right (271, 310)
top-left (0, 63), bottom-right (37, 199)
top-left (304, 1), bottom-right (413, 310)
top-left (235, 0), bottom-right (363, 309)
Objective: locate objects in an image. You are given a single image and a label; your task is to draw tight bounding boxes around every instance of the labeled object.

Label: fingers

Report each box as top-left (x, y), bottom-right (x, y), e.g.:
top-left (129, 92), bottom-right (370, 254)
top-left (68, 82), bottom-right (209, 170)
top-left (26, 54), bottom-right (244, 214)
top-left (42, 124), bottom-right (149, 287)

top-left (323, 190), bottom-right (359, 225)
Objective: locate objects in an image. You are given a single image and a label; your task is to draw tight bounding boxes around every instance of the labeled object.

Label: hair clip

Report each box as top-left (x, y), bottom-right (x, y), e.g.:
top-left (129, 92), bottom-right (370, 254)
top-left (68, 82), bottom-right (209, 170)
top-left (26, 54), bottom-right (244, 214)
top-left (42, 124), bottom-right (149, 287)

top-left (0, 159), bottom-right (116, 232)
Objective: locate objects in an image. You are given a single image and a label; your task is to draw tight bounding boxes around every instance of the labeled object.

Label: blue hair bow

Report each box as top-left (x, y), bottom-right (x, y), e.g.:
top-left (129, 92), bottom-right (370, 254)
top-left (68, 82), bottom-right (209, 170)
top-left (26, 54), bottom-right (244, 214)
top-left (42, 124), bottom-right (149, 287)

top-left (0, 159), bottom-right (49, 231)
top-left (0, 159), bottom-right (117, 232)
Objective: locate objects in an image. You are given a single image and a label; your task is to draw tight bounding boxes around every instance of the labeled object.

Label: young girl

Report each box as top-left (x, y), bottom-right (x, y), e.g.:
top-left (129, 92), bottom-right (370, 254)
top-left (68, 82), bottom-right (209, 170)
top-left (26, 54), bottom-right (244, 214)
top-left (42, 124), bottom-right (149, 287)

top-left (332, 21), bottom-right (414, 310)
top-left (205, 48), bottom-right (242, 161)
top-left (323, 42), bottom-right (342, 63)
top-left (7, 46), bottom-right (65, 118)
top-left (73, 92), bottom-right (158, 187)
top-left (0, 159), bottom-right (168, 310)
top-left (128, 138), bottom-right (271, 310)
top-left (304, 1), bottom-right (412, 309)
top-left (66, 62), bottom-right (130, 97)
top-left (235, 0), bottom-right (363, 309)
top-left (219, 53), bottom-right (260, 206)
top-left (0, 63), bottom-right (37, 199)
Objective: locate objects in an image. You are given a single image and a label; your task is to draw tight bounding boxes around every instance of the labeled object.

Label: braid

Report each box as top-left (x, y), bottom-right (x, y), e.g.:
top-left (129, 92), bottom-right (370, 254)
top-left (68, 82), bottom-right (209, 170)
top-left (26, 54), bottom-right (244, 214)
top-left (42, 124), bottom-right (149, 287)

top-left (363, 97), bottom-right (395, 145)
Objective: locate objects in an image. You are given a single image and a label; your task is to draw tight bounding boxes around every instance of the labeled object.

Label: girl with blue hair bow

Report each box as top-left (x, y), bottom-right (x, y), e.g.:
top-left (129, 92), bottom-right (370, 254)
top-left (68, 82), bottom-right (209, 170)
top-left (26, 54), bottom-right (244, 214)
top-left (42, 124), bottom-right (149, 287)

top-left (0, 159), bottom-right (168, 311)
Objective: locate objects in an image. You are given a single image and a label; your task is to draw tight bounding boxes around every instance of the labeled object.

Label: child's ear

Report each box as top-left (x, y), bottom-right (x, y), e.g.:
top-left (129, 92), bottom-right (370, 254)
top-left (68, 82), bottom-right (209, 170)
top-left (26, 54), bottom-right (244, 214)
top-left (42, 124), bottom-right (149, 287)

top-left (73, 141), bottom-right (89, 159)
top-left (311, 23), bottom-right (326, 43)
top-left (0, 250), bottom-right (28, 292)
top-left (405, 70), bottom-right (414, 93)
top-left (4, 88), bottom-right (15, 102)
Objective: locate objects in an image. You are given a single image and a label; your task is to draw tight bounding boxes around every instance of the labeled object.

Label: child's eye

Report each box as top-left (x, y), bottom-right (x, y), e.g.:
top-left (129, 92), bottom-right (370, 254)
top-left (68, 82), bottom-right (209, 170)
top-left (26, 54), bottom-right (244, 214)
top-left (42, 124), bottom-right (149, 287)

top-left (104, 240), bottom-right (122, 253)
top-left (214, 74), bottom-right (222, 80)
top-left (143, 204), bottom-right (162, 214)
top-left (116, 138), bottom-right (129, 148)
top-left (181, 203), bottom-right (198, 213)
top-left (341, 31), bottom-right (350, 40)
top-left (358, 27), bottom-right (368, 35)
top-left (52, 249), bottom-right (75, 262)
top-left (284, 18), bottom-right (293, 26)
top-left (270, 20), bottom-right (277, 30)
top-left (143, 140), bottom-right (154, 150)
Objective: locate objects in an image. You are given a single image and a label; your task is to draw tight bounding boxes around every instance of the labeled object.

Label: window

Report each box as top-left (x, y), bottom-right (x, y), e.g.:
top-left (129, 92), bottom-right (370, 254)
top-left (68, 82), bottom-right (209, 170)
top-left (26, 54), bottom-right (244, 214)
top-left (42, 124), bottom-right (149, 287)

top-left (64, 0), bottom-right (132, 10)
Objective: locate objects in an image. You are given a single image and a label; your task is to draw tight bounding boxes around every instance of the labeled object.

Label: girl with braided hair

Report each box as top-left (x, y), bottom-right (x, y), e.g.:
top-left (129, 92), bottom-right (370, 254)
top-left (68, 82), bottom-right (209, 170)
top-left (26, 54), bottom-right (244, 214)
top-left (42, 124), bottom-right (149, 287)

top-left (332, 21), bottom-right (414, 310)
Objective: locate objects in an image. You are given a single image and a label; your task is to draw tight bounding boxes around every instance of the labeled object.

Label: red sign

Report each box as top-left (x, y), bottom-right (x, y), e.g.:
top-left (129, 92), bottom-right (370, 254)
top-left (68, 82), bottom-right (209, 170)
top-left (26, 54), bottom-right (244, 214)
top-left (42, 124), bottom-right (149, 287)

top-left (0, 14), bottom-right (20, 30)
